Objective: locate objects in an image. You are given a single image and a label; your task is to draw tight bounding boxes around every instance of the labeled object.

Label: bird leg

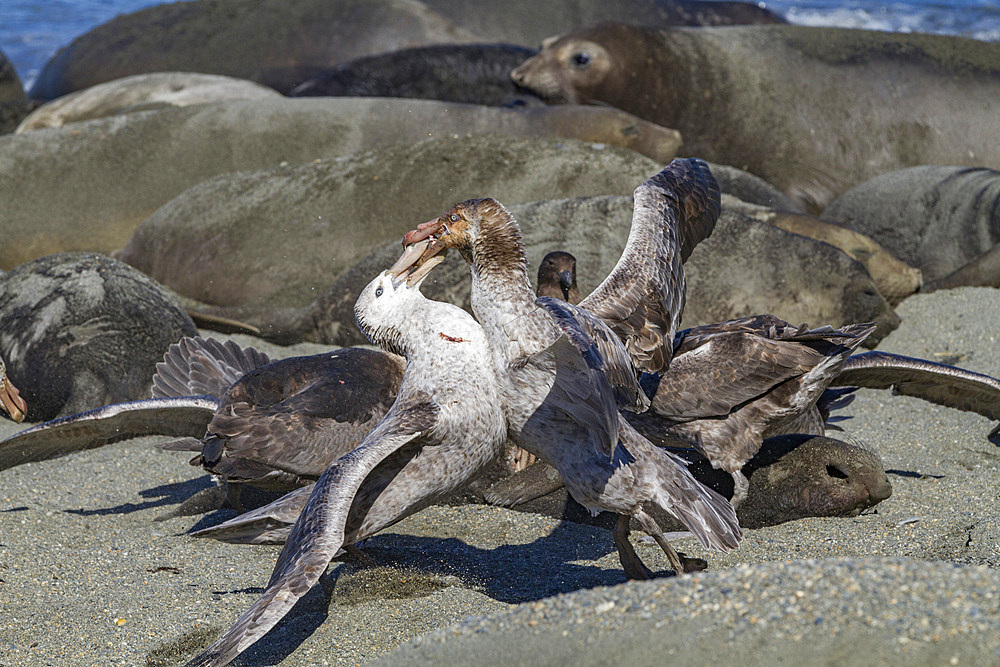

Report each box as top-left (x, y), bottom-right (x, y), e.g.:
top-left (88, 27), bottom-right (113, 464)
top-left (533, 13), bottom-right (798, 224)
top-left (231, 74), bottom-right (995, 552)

top-left (730, 470), bottom-right (750, 508)
top-left (613, 514), bottom-right (654, 580)
top-left (633, 510), bottom-right (708, 575)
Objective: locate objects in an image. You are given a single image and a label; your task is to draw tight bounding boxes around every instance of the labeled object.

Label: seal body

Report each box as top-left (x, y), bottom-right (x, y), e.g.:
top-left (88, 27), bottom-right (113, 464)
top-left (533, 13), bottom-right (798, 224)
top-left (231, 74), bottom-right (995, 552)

top-left (512, 23), bottom-right (1000, 211)
top-left (823, 166), bottom-right (1000, 283)
top-left (290, 43), bottom-right (543, 106)
top-left (0, 253), bottom-right (196, 420)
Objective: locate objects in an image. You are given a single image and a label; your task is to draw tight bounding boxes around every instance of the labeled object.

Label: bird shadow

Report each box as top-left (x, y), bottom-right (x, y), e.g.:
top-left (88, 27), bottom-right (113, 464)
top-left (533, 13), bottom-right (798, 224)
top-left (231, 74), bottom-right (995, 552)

top-left (64, 476), bottom-right (214, 516)
top-left (172, 518), bottom-right (650, 666)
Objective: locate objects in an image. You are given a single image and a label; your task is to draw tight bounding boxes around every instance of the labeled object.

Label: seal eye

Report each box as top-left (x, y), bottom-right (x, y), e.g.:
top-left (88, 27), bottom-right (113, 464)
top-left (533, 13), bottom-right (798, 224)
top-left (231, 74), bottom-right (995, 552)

top-left (449, 213), bottom-right (460, 223)
top-left (572, 52), bottom-right (590, 67)
top-left (375, 286), bottom-right (383, 298)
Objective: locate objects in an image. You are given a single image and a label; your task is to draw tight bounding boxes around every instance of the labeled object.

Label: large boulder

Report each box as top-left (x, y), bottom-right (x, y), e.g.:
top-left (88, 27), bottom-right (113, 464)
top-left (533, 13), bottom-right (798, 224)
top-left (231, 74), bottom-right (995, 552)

top-left (0, 97), bottom-right (680, 269)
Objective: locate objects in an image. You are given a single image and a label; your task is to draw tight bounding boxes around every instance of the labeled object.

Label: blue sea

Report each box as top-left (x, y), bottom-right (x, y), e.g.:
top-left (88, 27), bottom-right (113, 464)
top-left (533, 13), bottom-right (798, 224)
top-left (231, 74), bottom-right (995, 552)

top-left (3, 0), bottom-right (999, 92)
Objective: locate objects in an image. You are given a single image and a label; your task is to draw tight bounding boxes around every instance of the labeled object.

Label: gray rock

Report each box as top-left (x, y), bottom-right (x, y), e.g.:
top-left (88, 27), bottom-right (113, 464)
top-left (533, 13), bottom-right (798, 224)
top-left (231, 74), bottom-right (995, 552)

top-left (0, 252), bottom-right (197, 420)
top-left (0, 97), bottom-right (680, 269)
top-left (822, 165), bottom-right (1000, 282)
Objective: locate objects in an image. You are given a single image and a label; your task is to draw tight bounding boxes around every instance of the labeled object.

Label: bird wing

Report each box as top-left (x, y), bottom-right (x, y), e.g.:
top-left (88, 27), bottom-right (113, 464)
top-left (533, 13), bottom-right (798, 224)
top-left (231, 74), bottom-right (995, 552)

top-left (537, 297), bottom-right (648, 413)
top-left (151, 336), bottom-right (271, 399)
top-left (0, 396), bottom-right (218, 471)
top-left (651, 328), bottom-right (824, 420)
top-left (191, 484), bottom-right (313, 544)
top-left (535, 297), bottom-right (651, 458)
top-left (654, 317), bottom-right (873, 420)
top-left (184, 392), bottom-right (439, 667)
top-left (835, 351), bottom-right (1000, 435)
top-left (579, 158), bottom-right (721, 374)
top-left (200, 349), bottom-right (404, 481)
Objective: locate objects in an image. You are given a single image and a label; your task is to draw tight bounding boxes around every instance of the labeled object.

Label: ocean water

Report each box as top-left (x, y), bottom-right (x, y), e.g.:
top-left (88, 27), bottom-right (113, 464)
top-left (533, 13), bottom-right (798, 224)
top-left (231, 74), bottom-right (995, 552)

top-left (2, 0), bottom-right (999, 92)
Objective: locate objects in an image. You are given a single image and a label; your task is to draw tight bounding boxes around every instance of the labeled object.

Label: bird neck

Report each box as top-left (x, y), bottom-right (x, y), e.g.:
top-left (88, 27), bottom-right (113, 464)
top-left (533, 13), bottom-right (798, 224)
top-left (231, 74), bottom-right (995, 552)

top-left (467, 212), bottom-right (557, 365)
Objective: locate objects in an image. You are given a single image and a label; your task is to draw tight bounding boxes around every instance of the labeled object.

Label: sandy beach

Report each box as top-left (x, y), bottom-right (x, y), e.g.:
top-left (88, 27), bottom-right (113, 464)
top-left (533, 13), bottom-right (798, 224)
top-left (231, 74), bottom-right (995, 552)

top-left (1, 286), bottom-right (998, 666)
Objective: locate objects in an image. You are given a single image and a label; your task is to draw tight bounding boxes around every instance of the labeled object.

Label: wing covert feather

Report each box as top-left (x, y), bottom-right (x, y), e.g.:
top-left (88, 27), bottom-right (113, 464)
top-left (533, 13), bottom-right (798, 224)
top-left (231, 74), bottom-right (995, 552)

top-left (580, 158), bottom-right (721, 374)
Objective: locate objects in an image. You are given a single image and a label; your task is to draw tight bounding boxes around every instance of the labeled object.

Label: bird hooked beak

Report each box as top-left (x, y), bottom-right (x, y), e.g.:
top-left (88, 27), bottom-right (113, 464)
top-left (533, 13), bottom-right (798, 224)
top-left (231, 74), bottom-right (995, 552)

top-left (0, 360), bottom-right (27, 422)
top-left (390, 216), bottom-right (451, 287)
top-left (558, 269), bottom-right (574, 300)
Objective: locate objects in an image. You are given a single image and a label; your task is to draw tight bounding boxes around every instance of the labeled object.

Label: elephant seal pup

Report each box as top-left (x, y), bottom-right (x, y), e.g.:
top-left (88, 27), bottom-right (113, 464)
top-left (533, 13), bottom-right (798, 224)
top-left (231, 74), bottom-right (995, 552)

top-left (822, 166), bottom-right (1000, 283)
top-left (512, 23), bottom-right (1000, 211)
top-left (480, 434), bottom-right (891, 531)
top-left (291, 43), bottom-right (543, 106)
top-left (0, 252), bottom-right (197, 421)
top-left (16, 72), bottom-right (281, 132)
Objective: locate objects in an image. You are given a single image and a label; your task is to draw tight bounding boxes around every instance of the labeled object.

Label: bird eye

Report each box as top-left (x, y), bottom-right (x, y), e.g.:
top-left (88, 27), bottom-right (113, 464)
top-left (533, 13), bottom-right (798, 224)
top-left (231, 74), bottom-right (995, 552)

top-left (572, 52), bottom-right (590, 67)
top-left (450, 213), bottom-right (460, 223)
top-left (375, 286), bottom-right (383, 297)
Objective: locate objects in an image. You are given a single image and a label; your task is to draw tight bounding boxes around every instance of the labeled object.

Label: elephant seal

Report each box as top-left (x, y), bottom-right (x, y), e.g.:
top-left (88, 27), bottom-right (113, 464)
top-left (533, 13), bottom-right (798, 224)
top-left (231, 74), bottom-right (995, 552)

top-left (0, 253), bottom-right (197, 420)
top-left (0, 98), bottom-right (680, 270)
top-left (481, 434), bottom-right (891, 531)
top-left (291, 43), bottom-right (544, 106)
top-left (822, 166), bottom-right (1000, 284)
top-left (184, 193), bottom-right (899, 348)
top-left (419, 0), bottom-right (782, 46)
top-left (724, 198), bottom-right (923, 305)
top-left (16, 72), bottom-right (281, 132)
top-left (512, 22), bottom-right (1000, 211)
top-left (1, 49), bottom-right (34, 134)
top-left (29, 0), bottom-right (479, 99)
top-left (117, 136), bottom-right (669, 311)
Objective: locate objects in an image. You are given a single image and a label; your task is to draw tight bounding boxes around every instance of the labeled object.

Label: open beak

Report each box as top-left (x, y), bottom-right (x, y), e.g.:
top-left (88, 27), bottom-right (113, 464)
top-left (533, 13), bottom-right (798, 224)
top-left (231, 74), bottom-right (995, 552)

top-left (0, 369), bottom-right (27, 423)
top-left (390, 217), bottom-right (450, 287)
